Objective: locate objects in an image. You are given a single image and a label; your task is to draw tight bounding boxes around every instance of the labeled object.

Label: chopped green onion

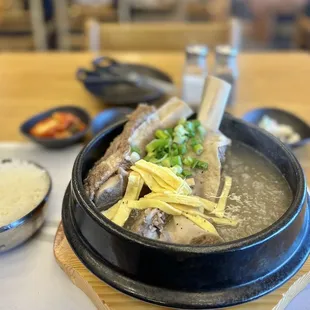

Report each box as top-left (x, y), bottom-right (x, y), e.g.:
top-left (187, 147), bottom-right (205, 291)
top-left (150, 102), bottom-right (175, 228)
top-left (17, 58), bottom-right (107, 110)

top-left (184, 121), bottom-right (194, 133)
top-left (166, 128), bottom-right (173, 136)
top-left (173, 135), bottom-right (187, 145)
top-left (197, 125), bottom-right (207, 137)
top-left (171, 155), bottom-right (182, 167)
top-left (171, 143), bottom-right (178, 150)
top-left (164, 129), bottom-right (172, 137)
top-left (183, 156), bottom-right (194, 167)
top-left (148, 157), bottom-right (159, 163)
top-left (144, 152), bottom-right (154, 161)
top-left (190, 137), bottom-right (202, 147)
top-left (182, 169), bottom-right (192, 177)
top-left (155, 153), bottom-right (168, 163)
top-left (195, 160), bottom-right (208, 170)
top-left (146, 139), bottom-right (169, 153)
top-left (171, 165), bottom-right (183, 175)
top-left (193, 144), bottom-right (204, 155)
top-left (192, 120), bottom-right (201, 129)
top-left (161, 158), bottom-right (171, 167)
top-left (192, 158), bottom-right (199, 168)
top-left (155, 129), bottom-right (170, 139)
top-left (174, 124), bottom-right (188, 136)
top-left (178, 144), bottom-right (187, 155)
top-left (131, 145), bottom-right (141, 155)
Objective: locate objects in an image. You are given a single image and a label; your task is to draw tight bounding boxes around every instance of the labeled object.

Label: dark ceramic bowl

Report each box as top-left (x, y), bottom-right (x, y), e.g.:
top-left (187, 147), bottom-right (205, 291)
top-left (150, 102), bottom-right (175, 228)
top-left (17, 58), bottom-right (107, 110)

top-left (62, 113), bottom-right (310, 309)
top-left (243, 108), bottom-right (310, 148)
top-left (76, 64), bottom-right (173, 105)
top-left (20, 106), bottom-right (91, 149)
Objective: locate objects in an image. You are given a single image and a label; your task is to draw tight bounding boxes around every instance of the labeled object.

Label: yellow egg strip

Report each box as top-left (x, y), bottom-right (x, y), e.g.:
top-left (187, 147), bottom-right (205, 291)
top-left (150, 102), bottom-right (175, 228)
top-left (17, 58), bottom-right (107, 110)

top-left (145, 193), bottom-right (216, 212)
top-left (212, 176), bottom-right (232, 218)
top-left (108, 172), bottom-right (144, 226)
top-left (170, 204), bottom-right (238, 227)
top-left (176, 180), bottom-right (192, 195)
top-left (203, 215), bottom-right (238, 227)
top-left (124, 171), bottom-right (144, 200)
top-left (182, 213), bottom-right (219, 236)
top-left (131, 166), bottom-right (164, 193)
top-left (134, 160), bottom-right (192, 195)
top-left (186, 178), bottom-right (195, 187)
top-left (102, 202), bottom-right (120, 220)
top-left (112, 200), bottom-right (132, 226)
top-left (152, 175), bottom-right (175, 192)
top-left (127, 199), bottom-right (182, 216)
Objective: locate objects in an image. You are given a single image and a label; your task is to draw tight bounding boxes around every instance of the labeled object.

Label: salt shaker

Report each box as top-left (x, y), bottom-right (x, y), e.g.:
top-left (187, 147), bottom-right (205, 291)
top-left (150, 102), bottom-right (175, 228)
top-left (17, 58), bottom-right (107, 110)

top-left (213, 45), bottom-right (238, 106)
top-left (181, 44), bottom-right (208, 110)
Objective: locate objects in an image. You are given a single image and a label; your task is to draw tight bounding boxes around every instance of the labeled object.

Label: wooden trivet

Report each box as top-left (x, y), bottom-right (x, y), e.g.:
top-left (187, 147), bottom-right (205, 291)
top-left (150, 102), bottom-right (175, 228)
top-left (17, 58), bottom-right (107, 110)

top-left (54, 223), bottom-right (310, 310)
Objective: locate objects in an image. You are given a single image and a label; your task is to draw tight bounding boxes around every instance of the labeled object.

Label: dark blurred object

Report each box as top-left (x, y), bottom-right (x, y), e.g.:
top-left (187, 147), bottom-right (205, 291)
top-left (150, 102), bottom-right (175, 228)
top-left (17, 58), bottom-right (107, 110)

top-left (232, 0), bottom-right (252, 20)
top-left (296, 13), bottom-right (310, 50)
top-left (92, 56), bottom-right (176, 95)
top-left (77, 57), bottom-right (173, 105)
top-left (43, 0), bottom-right (53, 21)
top-left (243, 108), bottom-right (310, 148)
top-left (272, 14), bottom-right (296, 49)
top-left (91, 107), bottom-right (133, 135)
top-left (246, 0), bottom-right (307, 49)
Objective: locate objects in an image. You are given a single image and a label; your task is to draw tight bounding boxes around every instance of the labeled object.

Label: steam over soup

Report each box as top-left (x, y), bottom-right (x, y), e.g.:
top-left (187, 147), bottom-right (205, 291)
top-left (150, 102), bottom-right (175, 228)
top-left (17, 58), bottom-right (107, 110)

top-left (84, 98), bottom-right (292, 245)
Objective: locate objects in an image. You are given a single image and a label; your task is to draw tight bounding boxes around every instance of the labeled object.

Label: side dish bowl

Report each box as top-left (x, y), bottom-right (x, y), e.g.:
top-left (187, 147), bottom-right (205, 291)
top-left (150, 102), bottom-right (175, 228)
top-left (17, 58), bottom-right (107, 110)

top-left (243, 108), bottom-right (310, 148)
top-left (0, 159), bottom-right (52, 252)
top-left (62, 113), bottom-right (310, 309)
top-left (20, 106), bottom-right (91, 149)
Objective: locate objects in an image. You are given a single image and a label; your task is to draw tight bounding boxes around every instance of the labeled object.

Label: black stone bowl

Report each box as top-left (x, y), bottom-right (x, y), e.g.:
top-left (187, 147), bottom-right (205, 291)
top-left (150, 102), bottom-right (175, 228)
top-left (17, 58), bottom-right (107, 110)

top-left (20, 106), bottom-right (91, 149)
top-left (62, 113), bottom-right (310, 309)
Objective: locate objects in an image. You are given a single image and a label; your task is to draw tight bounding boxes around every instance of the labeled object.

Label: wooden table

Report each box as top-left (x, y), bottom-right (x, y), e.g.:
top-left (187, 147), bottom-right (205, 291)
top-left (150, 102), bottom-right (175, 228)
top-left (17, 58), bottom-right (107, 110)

top-left (1, 52), bottom-right (310, 310)
top-left (0, 52), bottom-right (309, 179)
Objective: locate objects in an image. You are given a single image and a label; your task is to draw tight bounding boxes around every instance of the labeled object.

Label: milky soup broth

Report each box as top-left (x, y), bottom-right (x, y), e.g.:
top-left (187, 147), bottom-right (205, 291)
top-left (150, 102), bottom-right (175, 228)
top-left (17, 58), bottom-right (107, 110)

top-left (218, 142), bottom-right (293, 242)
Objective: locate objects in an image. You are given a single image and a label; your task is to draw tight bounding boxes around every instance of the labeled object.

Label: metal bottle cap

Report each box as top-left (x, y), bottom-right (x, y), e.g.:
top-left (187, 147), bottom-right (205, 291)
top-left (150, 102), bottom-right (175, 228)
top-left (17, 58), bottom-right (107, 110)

top-left (186, 44), bottom-right (209, 57)
top-left (215, 45), bottom-right (238, 57)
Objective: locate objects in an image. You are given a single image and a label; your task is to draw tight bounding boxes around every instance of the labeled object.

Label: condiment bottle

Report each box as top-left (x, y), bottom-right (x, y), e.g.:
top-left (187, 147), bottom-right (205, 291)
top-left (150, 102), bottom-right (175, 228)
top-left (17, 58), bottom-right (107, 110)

top-left (181, 44), bottom-right (208, 111)
top-left (213, 45), bottom-right (238, 107)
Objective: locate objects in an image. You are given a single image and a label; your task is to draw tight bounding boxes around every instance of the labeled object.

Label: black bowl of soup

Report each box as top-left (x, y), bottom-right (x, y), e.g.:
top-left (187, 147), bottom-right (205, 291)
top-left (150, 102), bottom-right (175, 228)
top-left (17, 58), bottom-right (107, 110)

top-left (62, 111), bottom-right (309, 309)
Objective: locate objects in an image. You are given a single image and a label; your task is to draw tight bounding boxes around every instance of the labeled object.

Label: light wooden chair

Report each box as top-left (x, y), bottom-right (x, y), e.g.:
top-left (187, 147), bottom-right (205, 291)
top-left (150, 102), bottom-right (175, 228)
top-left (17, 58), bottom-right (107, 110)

top-left (117, 0), bottom-right (187, 22)
top-left (0, 0), bottom-right (47, 51)
top-left (54, 0), bottom-right (117, 50)
top-left (84, 18), bottom-right (242, 52)
top-left (187, 0), bottom-right (231, 22)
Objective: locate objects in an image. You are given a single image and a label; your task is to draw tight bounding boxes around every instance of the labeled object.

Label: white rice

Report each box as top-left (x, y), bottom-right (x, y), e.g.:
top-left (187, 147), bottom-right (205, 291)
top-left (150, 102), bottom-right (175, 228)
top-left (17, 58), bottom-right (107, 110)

top-left (0, 160), bottom-right (50, 227)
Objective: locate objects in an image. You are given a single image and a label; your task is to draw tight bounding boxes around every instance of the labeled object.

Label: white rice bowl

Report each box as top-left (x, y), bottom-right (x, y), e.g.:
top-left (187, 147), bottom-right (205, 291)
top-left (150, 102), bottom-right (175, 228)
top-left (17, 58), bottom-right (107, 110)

top-left (0, 159), bottom-right (51, 227)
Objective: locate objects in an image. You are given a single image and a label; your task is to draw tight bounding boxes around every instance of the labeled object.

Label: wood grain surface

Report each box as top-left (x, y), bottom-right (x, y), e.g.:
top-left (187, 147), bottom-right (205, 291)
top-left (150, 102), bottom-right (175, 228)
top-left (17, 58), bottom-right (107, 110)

top-left (0, 52), bottom-right (309, 309)
top-left (84, 21), bottom-right (232, 51)
top-left (54, 223), bottom-right (310, 310)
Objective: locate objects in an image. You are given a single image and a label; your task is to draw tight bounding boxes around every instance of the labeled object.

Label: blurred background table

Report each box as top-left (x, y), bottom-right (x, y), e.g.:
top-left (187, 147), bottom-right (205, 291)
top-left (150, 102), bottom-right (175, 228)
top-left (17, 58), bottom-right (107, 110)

top-left (0, 51), bottom-right (309, 181)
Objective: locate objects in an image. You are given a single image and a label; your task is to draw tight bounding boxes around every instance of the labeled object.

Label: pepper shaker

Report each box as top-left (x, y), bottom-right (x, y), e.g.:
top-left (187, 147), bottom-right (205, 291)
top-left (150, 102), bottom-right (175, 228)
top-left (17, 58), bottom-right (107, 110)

top-left (213, 45), bottom-right (238, 107)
